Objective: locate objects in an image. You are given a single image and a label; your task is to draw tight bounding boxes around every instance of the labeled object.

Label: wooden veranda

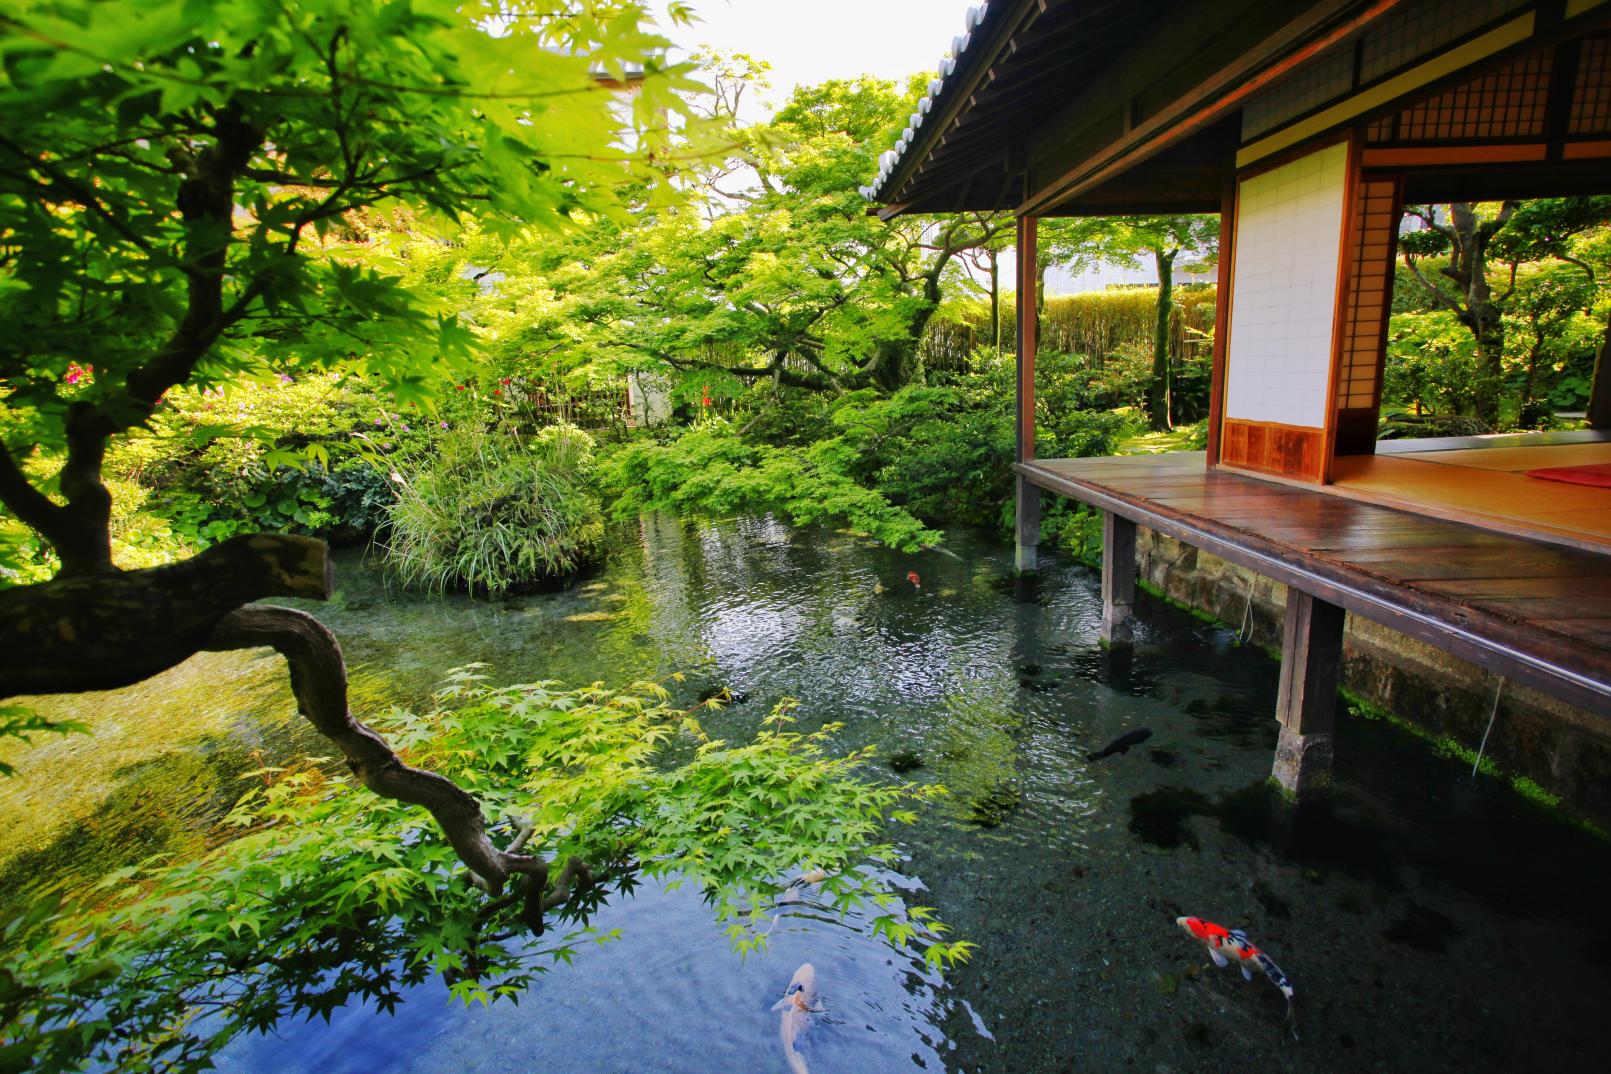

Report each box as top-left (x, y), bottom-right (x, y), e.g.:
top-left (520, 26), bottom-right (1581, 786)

top-left (870, 0), bottom-right (1611, 797)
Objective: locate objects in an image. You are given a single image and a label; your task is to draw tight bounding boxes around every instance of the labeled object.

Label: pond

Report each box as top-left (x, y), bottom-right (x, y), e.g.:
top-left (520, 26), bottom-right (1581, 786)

top-left (5, 516), bottom-right (1609, 1073)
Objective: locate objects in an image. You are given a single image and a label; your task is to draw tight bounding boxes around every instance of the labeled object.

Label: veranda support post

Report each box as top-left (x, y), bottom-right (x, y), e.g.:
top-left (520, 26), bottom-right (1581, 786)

top-left (1100, 511), bottom-right (1136, 645)
top-left (1015, 214), bottom-right (1039, 573)
top-left (1272, 588), bottom-right (1345, 799)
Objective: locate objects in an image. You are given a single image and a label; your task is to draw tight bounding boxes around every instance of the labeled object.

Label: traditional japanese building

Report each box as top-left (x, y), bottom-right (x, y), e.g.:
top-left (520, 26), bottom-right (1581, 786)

top-left (866, 0), bottom-right (1611, 801)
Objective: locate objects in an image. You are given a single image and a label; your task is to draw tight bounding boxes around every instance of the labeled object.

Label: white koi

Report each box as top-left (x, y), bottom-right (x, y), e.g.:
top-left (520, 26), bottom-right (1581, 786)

top-left (771, 962), bottom-right (818, 1074)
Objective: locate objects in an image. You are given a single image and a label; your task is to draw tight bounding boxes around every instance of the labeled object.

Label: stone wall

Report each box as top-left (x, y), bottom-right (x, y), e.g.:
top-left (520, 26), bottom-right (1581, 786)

top-left (1133, 526), bottom-right (1611, 828)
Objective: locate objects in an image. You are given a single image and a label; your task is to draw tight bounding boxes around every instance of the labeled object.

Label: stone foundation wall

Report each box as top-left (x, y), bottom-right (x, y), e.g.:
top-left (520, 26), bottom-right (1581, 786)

top-left (1133, 526), bottom-right (1611, 828)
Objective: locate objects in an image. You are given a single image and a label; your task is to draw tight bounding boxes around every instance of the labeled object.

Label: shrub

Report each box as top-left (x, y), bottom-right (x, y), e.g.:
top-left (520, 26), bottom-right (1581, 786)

top-left (599, 424), bottom-right (941, 552)
top-left (384, 423), bottom-right (604, 594)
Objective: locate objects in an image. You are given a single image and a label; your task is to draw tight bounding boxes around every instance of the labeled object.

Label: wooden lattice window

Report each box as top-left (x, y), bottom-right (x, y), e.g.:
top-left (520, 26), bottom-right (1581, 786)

top-left (1570, 38), bottom-right (1611, 136)
top-left (1336, 178), bottom-right (1401, 412)
top-left (1388, 52), bottom-right (1552, 142)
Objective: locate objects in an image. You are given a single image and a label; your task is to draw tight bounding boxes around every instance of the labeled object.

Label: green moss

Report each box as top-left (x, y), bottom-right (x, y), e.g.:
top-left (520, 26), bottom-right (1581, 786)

top-left (1135, 578), bottom-right (1225, 627)
top-left (1338, 687), bottom-right (1607, 842)
top-left (1266, 775), bottom-right (1298, 804)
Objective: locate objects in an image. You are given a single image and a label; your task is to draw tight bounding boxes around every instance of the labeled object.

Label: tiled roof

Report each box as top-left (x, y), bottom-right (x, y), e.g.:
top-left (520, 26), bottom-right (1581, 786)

top-left (859, 2), bottom-right (994, 201)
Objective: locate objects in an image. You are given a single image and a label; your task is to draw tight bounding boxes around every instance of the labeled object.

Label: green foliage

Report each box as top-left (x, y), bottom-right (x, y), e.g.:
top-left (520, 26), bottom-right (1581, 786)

top-left (385, 423), bottom-right (604, 594)
top-left (923, 287), bottom-right (1218, 374)
top-left (599, 356), bottom-right (1132, 550)
top-left (1384, 310), bottom-right (1485, 418)
top-left (0, 670), bottom-right (966, 1073)
top-left (0, 0), bottom-right (704, 569)
top-left (492, 63), bottom-right (1008, 396)
top-left (600, 423), bottom-right (941, 552)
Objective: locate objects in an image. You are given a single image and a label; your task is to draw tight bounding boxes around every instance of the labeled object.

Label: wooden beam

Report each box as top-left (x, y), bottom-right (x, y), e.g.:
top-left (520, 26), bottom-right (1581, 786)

top-left (1021, 0), bottom-right (1403, 215)
top-left (1206, 179), bottom-right (1235, 466)
top-left (1015, 214), bottom-right (1038, 463)
top-left (1101, 511), bottom-right (1136, 644)
top-left (1272, 588), bottom-right (1345, 798)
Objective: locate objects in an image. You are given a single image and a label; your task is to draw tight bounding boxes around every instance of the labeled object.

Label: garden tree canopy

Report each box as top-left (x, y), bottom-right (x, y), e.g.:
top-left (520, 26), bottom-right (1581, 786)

top-left (1399, 198), bottom-right (1611, 426)
top-left (519, 68), bottom-right (1011, 395)
top-left (0, 0), bottom-right (707, 883)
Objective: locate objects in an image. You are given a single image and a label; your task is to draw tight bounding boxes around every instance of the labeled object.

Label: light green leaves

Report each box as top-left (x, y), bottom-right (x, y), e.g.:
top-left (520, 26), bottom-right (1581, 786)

top-left (0, 670), bottom-right (961, 1072)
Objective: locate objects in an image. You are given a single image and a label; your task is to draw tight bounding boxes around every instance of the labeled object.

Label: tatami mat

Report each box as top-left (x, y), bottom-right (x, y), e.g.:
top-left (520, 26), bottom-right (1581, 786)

top-left (1329, 450), bottom-right (1611, 553)
top-left (1388, 442), bottom-right (1611, 472)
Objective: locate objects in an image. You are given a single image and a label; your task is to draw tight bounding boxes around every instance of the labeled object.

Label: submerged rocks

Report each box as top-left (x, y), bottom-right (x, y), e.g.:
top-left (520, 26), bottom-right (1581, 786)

top-left (887, 750), bottom-right (926, 774)
top-left (966, 780), bottom-right (1021, 827)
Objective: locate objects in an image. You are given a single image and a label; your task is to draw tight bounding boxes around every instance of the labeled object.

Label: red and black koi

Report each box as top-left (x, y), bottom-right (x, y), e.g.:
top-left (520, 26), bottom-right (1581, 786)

top-left (1176, 916), bottom-right (1299, 1039)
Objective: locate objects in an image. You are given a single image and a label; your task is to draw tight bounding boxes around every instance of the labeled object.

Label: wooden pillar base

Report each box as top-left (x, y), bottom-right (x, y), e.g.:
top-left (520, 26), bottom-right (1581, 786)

top-left (1272, 725), bottom-right (1335, 798)
top-left (1271, 588), bottom-right (1345, 799)
top-left (1101, 511), bottom-right (1136, 645)
top-left (1015, 474), bottom-right (1041, 575)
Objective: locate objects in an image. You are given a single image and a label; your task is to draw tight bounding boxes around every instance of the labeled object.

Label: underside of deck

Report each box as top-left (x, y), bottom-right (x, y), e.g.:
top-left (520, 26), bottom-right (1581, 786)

top-left (1016, 451), bottom-right (1611, 716)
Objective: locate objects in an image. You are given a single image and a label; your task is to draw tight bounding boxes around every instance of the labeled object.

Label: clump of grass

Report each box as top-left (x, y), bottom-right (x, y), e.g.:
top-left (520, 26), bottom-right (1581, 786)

top-left (383, 422), bottom-right (603, 595)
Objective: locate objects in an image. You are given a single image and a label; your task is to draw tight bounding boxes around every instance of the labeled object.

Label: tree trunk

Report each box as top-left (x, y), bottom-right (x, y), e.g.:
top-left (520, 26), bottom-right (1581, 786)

top-left (1471, 314), bottom-right (1506, 427)
top-left (1147, 248), bottom-right (1175, 432)
top-left (989, 249), bottom-right (1001, 356)
top-left (1589, 307), bottom-right (1611, 429)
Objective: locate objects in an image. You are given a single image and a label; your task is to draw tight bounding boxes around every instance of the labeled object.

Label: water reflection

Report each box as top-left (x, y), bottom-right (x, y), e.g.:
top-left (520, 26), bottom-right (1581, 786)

top-left (5, 515), bottom-right (1610, 1073)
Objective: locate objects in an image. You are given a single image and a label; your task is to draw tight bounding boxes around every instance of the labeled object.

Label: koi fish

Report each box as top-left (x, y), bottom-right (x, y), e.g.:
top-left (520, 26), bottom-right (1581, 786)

top-left (777, 868), bottom-right (829, 905)
top-left (906, 570), bottom-right (921, 589)
top-left (770, 962), bottom-right (818, 1074)
top-left (1175, 916), bottom-right (1299, 1038)
top-left (1088, 727), bottom-right (1152, 760)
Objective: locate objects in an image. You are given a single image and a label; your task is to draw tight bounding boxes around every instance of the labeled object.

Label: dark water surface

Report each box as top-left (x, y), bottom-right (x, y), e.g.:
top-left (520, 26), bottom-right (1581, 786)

top-left (10, 516), bottom-right (1611, 1073)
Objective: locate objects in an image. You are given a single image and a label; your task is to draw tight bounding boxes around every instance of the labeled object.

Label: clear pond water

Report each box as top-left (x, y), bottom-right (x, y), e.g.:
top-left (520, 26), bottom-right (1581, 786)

top-left (7, 516), bottom-right (1610, 1073)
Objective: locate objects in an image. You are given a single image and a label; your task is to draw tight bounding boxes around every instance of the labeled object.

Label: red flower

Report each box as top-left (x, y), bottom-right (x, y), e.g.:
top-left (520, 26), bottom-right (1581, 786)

top-left (500, 377), bottom-right (512, 386)
top-left (492, 388), bottom-right (502, 396)
top-left (456, 384), bottom-right (466, 391)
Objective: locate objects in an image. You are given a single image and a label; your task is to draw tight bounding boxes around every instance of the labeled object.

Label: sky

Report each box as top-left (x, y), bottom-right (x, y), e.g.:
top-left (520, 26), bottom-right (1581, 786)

top-left (650, 1), bottom-right (1169, 293)
top-left (654, 0), bottom-right (977, 119)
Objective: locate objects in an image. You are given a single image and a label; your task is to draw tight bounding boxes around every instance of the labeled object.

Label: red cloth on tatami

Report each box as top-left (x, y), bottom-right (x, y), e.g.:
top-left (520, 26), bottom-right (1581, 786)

top-left (1525, 463), bottom-right (1611, 488)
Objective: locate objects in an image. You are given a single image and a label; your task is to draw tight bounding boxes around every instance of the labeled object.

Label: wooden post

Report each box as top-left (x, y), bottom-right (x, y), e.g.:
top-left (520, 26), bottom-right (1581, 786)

top-left (1016, 474), bottom-right (1041, 574)
top-left (1015, 214), bottom-right (1040, 572)
top-left (1101, 511), bottom-right (1135, 645)
top-left (1271, 587), bottom-right (1345, 798)
top-left (1206, 179), bottom-right (1234, 466)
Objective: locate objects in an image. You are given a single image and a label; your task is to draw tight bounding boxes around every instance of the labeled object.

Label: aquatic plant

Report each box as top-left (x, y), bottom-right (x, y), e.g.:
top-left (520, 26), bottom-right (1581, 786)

top-left (0, 670), bottom-right (970, 1073)
top-left (384, 423), bottom-right (605, 594)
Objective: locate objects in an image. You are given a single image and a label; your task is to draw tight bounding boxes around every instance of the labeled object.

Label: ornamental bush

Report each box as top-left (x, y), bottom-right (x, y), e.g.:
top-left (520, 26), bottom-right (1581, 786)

top-left (384, 422), bottom-right (605, 595)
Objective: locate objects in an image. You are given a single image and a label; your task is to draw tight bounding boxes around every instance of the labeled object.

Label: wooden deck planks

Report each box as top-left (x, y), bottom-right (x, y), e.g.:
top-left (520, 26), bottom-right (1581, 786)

top-left (1018, 454), bottom-right (1611, 715)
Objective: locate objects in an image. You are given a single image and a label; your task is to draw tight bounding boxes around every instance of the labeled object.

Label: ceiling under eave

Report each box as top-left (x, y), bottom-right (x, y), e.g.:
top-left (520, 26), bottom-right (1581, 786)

top-left (865, 0), bottom-right (1186, 215)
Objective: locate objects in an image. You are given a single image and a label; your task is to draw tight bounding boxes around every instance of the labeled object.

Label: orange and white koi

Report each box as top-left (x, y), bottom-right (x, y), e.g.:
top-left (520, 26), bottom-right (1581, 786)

top-left (778, 868), bottom-right (829, 905)
top-left (1176, 916), bottom-right (1299, 1038)
top-left (770, 962), bottom-right (818, 1074)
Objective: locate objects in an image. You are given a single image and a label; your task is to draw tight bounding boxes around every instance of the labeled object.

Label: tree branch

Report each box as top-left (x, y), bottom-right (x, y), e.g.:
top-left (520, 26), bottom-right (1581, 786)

top-left (0, 440), bottom-right (71, 550)
top-left (202, 604), bottom-right (545, 894)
